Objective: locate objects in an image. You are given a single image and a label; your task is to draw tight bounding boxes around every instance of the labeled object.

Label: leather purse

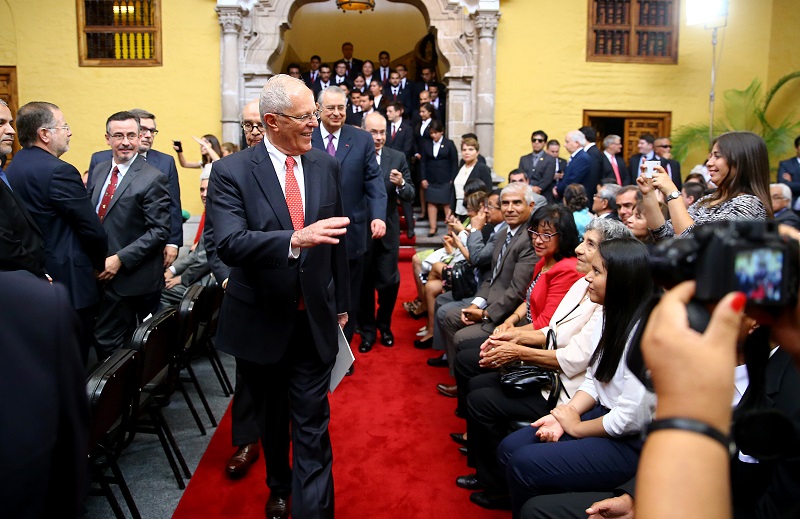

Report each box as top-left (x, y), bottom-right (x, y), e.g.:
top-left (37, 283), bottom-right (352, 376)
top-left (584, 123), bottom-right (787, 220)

top-left (442, 260), bottom-right (477, 300)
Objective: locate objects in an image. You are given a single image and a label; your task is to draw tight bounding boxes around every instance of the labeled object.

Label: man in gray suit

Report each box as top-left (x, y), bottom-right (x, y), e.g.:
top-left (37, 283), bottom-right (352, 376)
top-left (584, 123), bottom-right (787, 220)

top-left (357, 112), bottom-right (415, 352)
top-left (519, 130), bottom-right (556, 201)
top-left (90, 111), bottom-right (170, 359)
top-left (436, 182), bottom-right (537, 383)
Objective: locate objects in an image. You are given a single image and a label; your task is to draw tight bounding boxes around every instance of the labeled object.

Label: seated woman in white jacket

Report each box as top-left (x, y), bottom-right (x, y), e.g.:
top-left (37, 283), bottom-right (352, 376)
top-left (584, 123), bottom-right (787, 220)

top-left (497, 238), bottom-right (658, 519)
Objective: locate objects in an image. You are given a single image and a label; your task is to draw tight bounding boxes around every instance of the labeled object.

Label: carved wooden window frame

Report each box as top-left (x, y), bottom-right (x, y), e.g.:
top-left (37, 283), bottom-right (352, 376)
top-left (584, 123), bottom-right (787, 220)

top-left (77, 0), bottom-right (162, 67)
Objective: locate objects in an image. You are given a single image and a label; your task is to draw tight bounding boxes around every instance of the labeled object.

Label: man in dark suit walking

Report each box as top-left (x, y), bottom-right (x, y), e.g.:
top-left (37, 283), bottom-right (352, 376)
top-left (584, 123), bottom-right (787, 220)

top-left (312, 85), bottom-right (386, 346)
top-left (0, 100), bottom-right (46, 277)
top-left (6, 101), bottom-right (107, 360)
top-left (90, 111), bottom-right (170, 360)
top-left (205, 74), bottom-right (350, 519)
top-left (88, 108), bottom-right (182, 267)
top-left (555, 131), bottom-right (593, 205)
top-left (600, 134), bottom-right (631, 185)
top-left (357, 112), bottom-right (415, 352)
top-left (519, 130), bottom-right (557, 200)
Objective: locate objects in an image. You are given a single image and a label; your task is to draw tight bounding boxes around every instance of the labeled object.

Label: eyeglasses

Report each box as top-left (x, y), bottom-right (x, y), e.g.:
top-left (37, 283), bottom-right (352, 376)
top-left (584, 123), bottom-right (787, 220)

top-left (273, 110), bottom-right (321, 123)
top-left (241, 122), bottom-right (265, 132)
top-left (484, 203), bottom-right (501, 211)
top-left (657, 144), bottom-right (672, 149)
top-left (527, 229), bottom-right (560, 242)
top-left (140, 126), bottom-right (159, 135)
top-left (109, 132), bottom-right (138, 142)
top-left (531, 138), bottom-right (546, 143)
top-left (43, 124), bottom-right (70, 132)
top-left (322, 105), bottom-right (346, 113)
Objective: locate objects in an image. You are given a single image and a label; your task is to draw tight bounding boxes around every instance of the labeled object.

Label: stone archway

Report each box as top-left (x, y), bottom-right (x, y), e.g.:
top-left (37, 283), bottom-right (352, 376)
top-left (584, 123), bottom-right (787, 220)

top-left (215, 0), bottom-right (500, 165)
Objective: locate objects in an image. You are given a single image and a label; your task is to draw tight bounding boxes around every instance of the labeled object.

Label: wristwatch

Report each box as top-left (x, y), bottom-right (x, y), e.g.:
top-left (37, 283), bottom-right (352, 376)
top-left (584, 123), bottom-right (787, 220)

top-left (665, 190), bottom-right (681, 203)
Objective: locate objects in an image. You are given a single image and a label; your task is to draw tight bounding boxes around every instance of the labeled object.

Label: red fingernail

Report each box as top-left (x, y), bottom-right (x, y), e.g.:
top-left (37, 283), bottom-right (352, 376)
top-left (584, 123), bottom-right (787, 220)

top-left (730, 292), bottom-right (746, 312)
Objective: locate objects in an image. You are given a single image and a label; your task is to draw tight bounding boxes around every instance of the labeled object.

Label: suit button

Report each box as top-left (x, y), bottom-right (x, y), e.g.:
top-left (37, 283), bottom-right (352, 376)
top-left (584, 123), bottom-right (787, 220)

top-left (300, 268), bottom-right (304, 273)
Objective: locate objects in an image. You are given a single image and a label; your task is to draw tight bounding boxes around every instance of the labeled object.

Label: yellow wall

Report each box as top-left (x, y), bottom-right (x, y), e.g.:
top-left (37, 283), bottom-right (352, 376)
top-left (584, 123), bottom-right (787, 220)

top-left (1, 0), bottom-right (221, 216)
top-left (494, 0), bottom-right (799, 177)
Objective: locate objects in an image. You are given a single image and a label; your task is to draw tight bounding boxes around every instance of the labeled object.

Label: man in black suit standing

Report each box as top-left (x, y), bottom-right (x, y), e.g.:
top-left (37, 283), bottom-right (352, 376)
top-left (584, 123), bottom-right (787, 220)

top-left (6, 101), bottom-right (107, 360)
top-left (377, 50), bottom-right (392, 87)
top-left (600, 134), bottom-right (631, 185)
top-left (518, 130), bottom-right (556, 200)
top-left (205, 74), bottom-right (350, 519)
top-left (312, 86), bottom-right (386, 347)
top-left (312, 63), bottom-right (332, 99)
top-left (90, 111), bottom-right (170, 360)
top-left (385, 102), bottom-right (416, 238)
top-left (579, 126), bottom-right (603, 198)
top-left (341, 41), bottom-right (363, 80)
top-left (555, 130), bottom-right (594, 205)
top-left (301, 55), bottom-right (322, 89)
top-left (654, 136), bottom-right (681, 189)
top-left (628, 133), bottom-right (656, 179)
top-left (778, 135), bottom-right (800, 209)
top-left (88, 108), bottom-right (182, 267)
top-left (386, 71), bottom-right (412, 113)
top-left (357, 112), bottom-right (415, 352)
top-left (0, 100), bottom-right (46, 277)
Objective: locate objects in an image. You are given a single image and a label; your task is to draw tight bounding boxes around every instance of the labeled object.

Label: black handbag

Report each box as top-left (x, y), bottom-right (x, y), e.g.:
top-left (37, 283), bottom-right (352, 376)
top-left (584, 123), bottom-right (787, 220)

top-left (442, 260), bottom-right (477, 300)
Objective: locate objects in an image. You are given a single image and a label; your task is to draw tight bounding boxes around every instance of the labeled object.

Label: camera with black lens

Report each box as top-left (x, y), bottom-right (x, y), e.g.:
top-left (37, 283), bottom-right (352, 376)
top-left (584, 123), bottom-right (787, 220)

top-left (648, 220), bottom-right (799, 310)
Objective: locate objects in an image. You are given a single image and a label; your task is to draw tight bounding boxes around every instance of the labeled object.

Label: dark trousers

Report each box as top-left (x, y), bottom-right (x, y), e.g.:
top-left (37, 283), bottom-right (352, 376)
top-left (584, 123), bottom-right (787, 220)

top-left (76, 304), bottom-right (97, 365)
top-left (357, 238), bottom-right (400, 342)
top-left (343, 255), bottom-right (364, 343)
top-left (93, 286), bottom-right (159, 360)
top-left (498, 406), bottom-right (641, 518)
top-left (520, 491), bottom-right (616, 519)
top-left (230, 365), bottom-right (261, 447)
top-left (236, 311), bottom-right (335, 519)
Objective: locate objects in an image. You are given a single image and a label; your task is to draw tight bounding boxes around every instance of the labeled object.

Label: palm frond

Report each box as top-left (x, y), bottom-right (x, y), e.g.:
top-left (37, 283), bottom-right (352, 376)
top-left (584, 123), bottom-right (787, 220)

top-left (722, 78), bottom-right (762, 131)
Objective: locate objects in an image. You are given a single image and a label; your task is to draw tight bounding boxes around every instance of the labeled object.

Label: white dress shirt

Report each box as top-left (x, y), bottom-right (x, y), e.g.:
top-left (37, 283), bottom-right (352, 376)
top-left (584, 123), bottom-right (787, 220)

top-left (95, 154), bottom-right (137, 213)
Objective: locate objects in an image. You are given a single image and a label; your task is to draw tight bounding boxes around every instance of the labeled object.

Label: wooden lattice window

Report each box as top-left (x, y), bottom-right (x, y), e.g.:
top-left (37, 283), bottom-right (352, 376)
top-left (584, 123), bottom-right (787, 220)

top-left (77, 0), bottom-right (162, 66)
top-left (587, 0), bottom-right (679, 64)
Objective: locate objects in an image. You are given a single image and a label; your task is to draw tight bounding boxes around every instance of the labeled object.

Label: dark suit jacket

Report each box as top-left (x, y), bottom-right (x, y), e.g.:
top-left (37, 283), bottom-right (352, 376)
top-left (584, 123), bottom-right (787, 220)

top-left (90, 156), bottom-right (170, 297)
top-left (775, 208), bottom-right (800, 230)
top-left (520, 152), bottom-right (557, 199)
top-left (584, 144), bottom-right (603, 200)
top-left (345, 106), bottom-right (363, 127)
top-left (420, 137), bottom-right (459, 185)
top-left (658, 156), bottom-right (682, 189)
top-left (601, 152), bottom-right (632, 185)
top-left (377, 147), bottom-right (414, 250)
top-left (346, 58), bottom-right (364, 80)
top-left (89, 148), bottom-right (183, 247)
top-left (556, 149), bottom-right (593, 202)
top-left (628, 152), bottom-right (660, 181)
top-left (0, 170), bottom-right (46, 277)
top-left (476, 225), bottom-right (537, 323)
top-left (450, 162), bottom-right (493, 214)
top-left (778, 157), bottom-right (800, 198)
top-left (413, 119), bottom-right (433, 156)
top-left (386, 85), bottom-right (413, 112)
top-left (6, 147), bottom-right (107, 310)
top-left (205, 144), bottom-right (350, 365)
top-left (386, 120), bottom-right (415, 164)
top-left (302, 70), bottom-right (320, 89)
top-left (311, 125), bottom-right (387, 259)
top-left (312, 80), bottom-right (332, 99)
top-left (0, 271), bottom-right (88, 519)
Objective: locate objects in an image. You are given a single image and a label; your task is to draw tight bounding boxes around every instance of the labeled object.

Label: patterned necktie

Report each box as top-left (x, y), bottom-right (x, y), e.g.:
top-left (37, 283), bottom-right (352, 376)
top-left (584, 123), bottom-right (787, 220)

top-left (326, 134), bottom-right (336, 157)
top-left (97, 166), bottom-right (120, 222)
top-left (284, 156), bottom-right (304, 230)
top-left (491, 231), bottom-right (512, 283)
top-left (525, 276), bottom-right (537, 323)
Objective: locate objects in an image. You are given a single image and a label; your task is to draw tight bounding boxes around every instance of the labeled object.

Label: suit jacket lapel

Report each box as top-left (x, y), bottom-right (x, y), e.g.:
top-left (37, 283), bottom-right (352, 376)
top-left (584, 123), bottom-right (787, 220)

top-left (249, 144), bottom-right (294, 231)
top-left (104, 156), bottom-right (141, 216)
top-left (336, 127), bottom-right (353, 162)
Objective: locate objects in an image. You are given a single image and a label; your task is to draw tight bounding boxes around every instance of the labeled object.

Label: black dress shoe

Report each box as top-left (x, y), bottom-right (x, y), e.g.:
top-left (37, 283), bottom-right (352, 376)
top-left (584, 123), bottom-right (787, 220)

top-left (346, 365), bottom-right (355, 376)
top-left (449, 432), bottom-right (468, 446)
top-left (379, 329), bottom-right (394, 346)
top-left (414, 336), bottom-right (433, 349)
top-left (469, 491), bottom-right (512, 510)
top-left (358, 340), bottom-right (373, 353)
top-left (456, 474), bottom-right (482, 490)
top-left (458, 446), bottom-right (468, 456)
top-left (265, 494), bottom-right (290, 519)
top-left (427, 354), bottom-right (448, 367)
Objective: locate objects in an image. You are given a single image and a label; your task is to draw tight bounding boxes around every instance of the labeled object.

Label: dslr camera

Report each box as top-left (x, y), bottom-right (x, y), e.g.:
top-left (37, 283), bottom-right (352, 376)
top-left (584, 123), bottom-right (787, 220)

top-left (648, 219), bottom-right (799, 310)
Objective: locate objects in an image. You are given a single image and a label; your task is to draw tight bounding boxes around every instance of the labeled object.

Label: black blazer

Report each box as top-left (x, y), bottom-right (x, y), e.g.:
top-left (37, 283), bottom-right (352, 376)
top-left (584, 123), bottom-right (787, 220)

top-left (385, 120), bottom-right (415, 164)
top-left (205, 143), bottom-right (350, 366)
top-left (601, 152), bottom-right (632, 186)
top-left (450, 162), bottom-right (493, 214)
top-left (0, 169), bottom-right (46, 277)
top-left (6, 147), bottom-right (107, 310)
top-left (419, 137), bottom-right (458, 185)
top-left (413, 119), bottom-right (433, 157)
top-left (377, 147), bottom-right (415, 250)
top-left (90, 156), bottom-right (170, 297)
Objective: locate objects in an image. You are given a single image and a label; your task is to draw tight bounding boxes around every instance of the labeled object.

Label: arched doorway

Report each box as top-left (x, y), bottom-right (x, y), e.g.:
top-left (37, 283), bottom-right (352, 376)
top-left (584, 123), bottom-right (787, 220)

top-left (215, 0), bottom-right (500, 165)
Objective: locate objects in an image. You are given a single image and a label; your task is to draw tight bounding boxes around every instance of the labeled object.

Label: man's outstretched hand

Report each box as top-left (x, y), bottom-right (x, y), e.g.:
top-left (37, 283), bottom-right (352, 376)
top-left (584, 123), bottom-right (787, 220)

top-left (291, 217), bottom-right (350, 249)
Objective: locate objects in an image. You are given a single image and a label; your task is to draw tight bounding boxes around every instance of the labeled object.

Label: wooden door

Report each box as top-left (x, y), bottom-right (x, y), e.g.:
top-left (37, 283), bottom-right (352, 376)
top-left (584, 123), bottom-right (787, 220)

top-left (584, 110), bottom-right (671, 163)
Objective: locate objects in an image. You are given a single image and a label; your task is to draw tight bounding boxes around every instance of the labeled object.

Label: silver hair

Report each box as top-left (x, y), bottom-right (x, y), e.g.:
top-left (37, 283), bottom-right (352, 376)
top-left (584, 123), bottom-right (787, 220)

top-left (585, 217), bottom-right (633, 240)
top-left (259, 74), bottom-right (309, 118)
top-left (596, 183), bottom-right (622, 209)
top-left (568, 130), bottom-right (587, 146)
top-left (317, 85), bottom-right (346, 106)
top-left (602, 134), bottom-right (621, 148)
top-left (0, 99), bottom-right (7, 107)
top-left (500, 181), bottom-right (535, 205)
top-left (770, 183), bottom-right (792, 200)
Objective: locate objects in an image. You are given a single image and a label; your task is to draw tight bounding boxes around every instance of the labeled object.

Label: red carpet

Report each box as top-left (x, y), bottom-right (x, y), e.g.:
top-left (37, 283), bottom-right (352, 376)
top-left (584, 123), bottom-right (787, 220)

top-left (173, 260), bottom-right (508, 518)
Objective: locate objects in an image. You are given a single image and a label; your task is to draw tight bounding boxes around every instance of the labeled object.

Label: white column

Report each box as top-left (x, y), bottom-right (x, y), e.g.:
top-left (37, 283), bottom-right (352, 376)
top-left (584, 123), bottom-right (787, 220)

top-left (216, 5), bottom-right (246, 144)
top-left (473, 11), bottom-right (500, 167)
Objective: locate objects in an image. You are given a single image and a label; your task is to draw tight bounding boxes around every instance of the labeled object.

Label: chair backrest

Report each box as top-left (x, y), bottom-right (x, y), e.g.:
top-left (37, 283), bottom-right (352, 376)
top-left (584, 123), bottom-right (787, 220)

top-left (178, 284), bottom-right (205, 353)
top-left (201, 278), bottom-right (225, 342)
top-left (86, 349), bottom-right (139, 453)
top-left (128, 306), bottom-right (180, 394)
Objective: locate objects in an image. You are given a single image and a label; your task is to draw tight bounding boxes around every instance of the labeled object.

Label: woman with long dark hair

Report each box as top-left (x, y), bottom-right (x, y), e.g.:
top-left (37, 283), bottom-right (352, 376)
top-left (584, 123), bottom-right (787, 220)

top-left (639, 131), bottom-right (771, 239)
top-left (497, 238), bottom-right (657, 517)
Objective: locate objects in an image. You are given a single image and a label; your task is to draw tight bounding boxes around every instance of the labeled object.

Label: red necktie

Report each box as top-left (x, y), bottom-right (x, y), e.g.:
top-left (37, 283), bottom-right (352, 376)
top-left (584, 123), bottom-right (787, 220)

top-left (97, 166), bottom-right (120, 222)
top-left (610, 157), bottom-right (622, 185)
top-left (391, 124), bottom-right (397, 140)
top-left (285, 156), bottom-right (304, 231)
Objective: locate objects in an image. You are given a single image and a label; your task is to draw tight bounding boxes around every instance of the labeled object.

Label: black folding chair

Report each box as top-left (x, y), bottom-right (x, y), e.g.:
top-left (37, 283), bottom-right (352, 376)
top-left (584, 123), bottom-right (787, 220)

top-left (195, 279), bottom-right (233, 395)
top-left (126, 306), bottom-right (192, 489)
top-left (86, 348), bottom-right (141, 519)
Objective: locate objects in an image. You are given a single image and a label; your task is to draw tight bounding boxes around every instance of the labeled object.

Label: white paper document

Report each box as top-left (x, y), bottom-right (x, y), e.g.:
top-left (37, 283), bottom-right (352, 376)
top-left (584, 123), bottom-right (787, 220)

top-left (329, 325), bottom-right (354, 393)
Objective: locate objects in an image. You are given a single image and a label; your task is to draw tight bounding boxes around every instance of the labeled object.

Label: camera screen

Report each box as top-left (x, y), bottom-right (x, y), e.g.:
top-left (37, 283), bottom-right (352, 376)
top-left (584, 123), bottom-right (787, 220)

top-left (734, 248), bottom-right (783, 303)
